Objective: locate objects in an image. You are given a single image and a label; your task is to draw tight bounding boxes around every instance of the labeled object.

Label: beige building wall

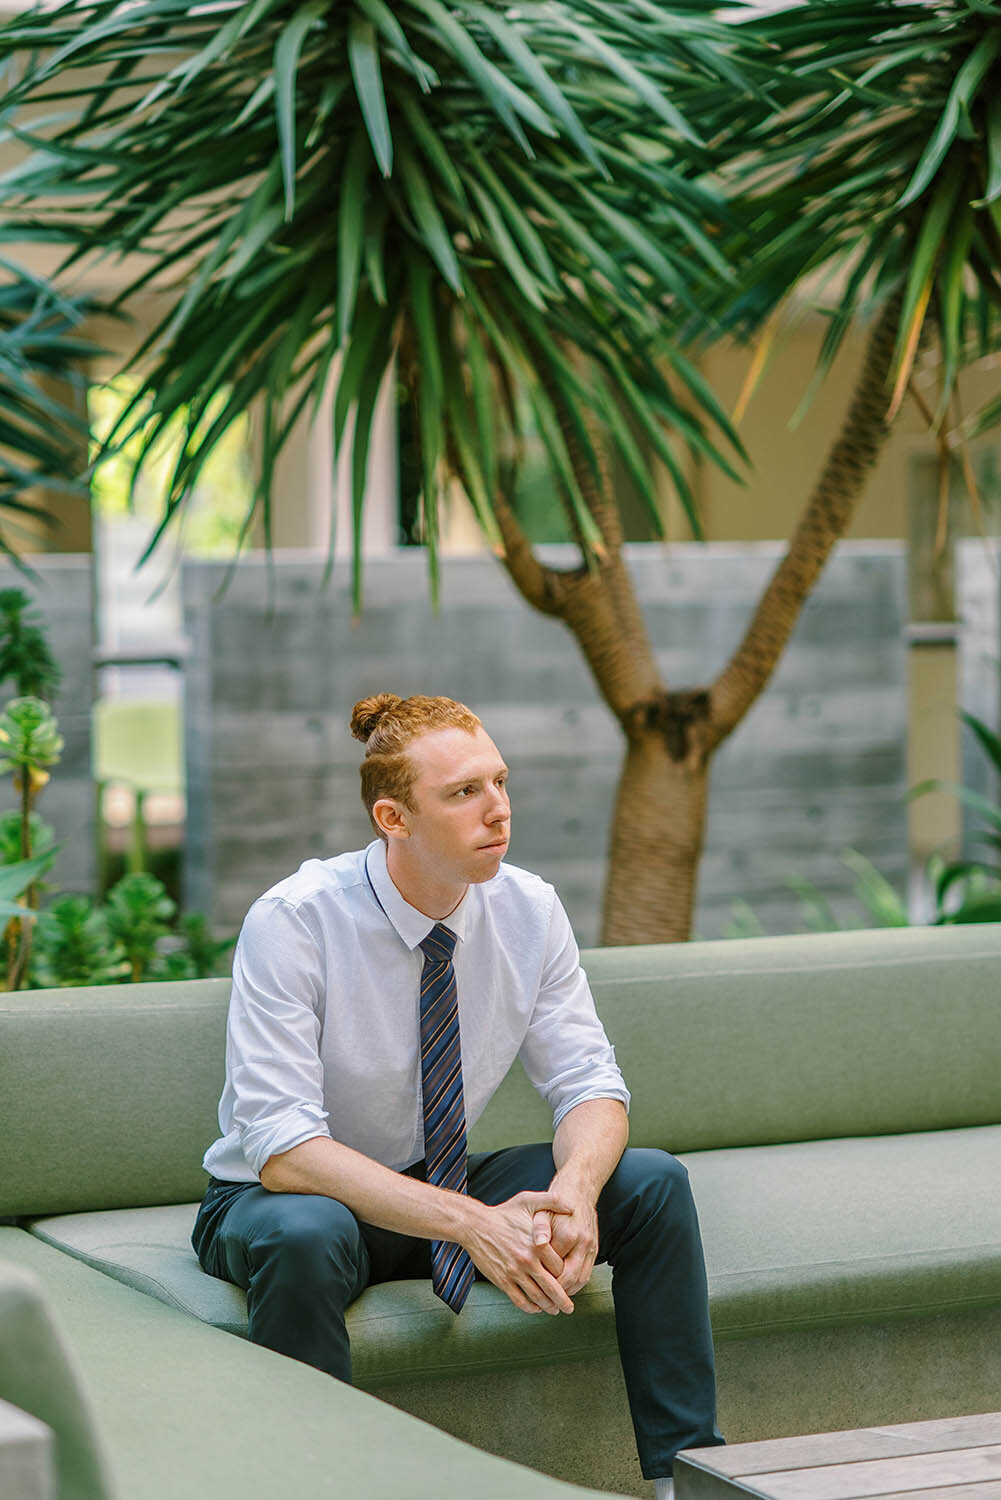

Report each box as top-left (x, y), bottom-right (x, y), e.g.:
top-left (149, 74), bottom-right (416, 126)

top-left (697, 321), bottom-right (1001, 867)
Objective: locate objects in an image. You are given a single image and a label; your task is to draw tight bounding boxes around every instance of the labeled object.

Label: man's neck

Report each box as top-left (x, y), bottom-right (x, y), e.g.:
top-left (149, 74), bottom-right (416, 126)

top-left (385, 845), bottom-right (467, 921)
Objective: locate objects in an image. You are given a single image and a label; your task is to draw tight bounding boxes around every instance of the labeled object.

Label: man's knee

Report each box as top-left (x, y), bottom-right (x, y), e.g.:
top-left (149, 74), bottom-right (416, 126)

top-left (245, 1193), bottom-right (368, 1290)
top-left (602, 1147), bottom-right (693, 1223)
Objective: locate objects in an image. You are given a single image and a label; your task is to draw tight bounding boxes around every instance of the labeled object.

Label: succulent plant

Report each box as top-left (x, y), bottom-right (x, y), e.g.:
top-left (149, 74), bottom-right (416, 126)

top-left (0, 696), bottom-right (64, 786)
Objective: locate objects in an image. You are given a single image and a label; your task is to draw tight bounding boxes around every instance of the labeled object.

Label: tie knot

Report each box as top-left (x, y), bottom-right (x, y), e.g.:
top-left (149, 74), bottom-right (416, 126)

top-left (420, 923), bottom-right (457, 963)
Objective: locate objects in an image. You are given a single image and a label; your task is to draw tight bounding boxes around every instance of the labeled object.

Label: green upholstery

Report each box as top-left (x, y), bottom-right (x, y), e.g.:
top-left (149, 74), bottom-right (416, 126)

top-left (27, 1207), bottom-right (248, 1335)
top-left (27, 1124), bottom-right (1001, 1373)
top-left (4, 926), bottom-right (1001, 1498)
top-left (5, 925), bottom-right (1001, 1217)
top-left (0, 980), bottom-right (228, 1216)
top-left (26, 1203), bottom-right (618, 1378)
top-left (0, 1236), bottom-right (612, 1500)
top-left (476, 925), bottom-right (1001, 1153)
top-left (691, 1125), bottom-right (1001, 1335)
top-left (0, 1231), bottom-right (611, 1500)
top-left (0, 1254), bottom-right (112, 1500)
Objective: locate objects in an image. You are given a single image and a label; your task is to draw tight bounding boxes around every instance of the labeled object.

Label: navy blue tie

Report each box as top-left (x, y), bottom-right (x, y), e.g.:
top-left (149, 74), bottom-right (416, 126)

top-left (419, 923), bottom-right (475, 1313)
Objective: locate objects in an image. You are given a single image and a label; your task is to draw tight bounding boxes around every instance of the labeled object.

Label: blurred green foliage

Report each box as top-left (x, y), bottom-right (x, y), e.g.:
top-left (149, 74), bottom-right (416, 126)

top-left (89, 378), bottom-right (253, 558)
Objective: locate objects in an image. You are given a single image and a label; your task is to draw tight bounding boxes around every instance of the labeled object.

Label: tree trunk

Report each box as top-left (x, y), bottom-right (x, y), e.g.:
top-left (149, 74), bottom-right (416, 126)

top-left (602, 730), bottom-right (709, 944)
top-left (494, 296), bottom-right (903, 944)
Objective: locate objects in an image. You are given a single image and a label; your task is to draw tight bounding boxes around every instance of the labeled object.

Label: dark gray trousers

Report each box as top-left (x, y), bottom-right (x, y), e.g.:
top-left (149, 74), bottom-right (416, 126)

top-left (191, 1144), bottom-right (722, 1479)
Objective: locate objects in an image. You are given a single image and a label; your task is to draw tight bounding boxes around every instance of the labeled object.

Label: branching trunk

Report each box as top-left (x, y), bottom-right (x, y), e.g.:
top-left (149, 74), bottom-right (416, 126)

top-left (708, 294), bottom-right (903, 747)
top-left (602, 726), bottom-right (710, 945)
top-left (493, 298), bottom-right (903, 944)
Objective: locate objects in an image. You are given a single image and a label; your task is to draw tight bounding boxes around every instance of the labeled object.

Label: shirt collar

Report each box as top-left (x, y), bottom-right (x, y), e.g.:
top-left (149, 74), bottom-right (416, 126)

top-left (364, 839), bottom-right (469, 950)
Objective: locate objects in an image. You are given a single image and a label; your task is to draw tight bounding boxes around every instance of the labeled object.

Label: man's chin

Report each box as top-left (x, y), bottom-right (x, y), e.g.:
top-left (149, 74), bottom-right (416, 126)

top-left (469, 844), bottom-right (508, 880)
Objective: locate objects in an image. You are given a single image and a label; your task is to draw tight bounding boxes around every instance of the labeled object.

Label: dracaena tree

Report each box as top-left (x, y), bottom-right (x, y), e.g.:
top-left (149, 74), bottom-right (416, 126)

top-left (3, 0), bottom-right (1001, 942)
top-left (682, 0), bottom-right (1001, 936)
top-left (0, 0), bottom-right (756, 943)
top-left (0, 261), bottom-right (93, 558)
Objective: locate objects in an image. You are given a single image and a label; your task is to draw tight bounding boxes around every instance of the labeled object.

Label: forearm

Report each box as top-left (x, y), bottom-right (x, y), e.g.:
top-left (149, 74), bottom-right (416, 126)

top-left (260, 1135), bottom-right (481, 1244)
top-left (261, 1134), bottom-right (574, 1316)
top-left (551, 1098), bottom-right (629, 1202)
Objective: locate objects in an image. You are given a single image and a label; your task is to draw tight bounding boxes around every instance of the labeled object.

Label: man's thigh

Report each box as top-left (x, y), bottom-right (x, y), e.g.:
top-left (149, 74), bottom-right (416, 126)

top-left (196, 1178), bottom-right (429, 1291)
top-left (466, 1142), bottom-right (556, 1205)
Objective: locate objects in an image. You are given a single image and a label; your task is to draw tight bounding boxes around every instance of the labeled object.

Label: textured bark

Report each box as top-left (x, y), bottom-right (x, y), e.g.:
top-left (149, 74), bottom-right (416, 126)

top-left (492, 297), bottom-right (903, 944)
top-left (601, 719), bottom-right (711, 946)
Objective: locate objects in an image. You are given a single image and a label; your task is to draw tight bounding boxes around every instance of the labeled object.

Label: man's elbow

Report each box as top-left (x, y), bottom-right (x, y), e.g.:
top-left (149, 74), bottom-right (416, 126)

top-left (260, 1148), bottom-right (306, 1193)
top-left (259, 1156), bottom-right (285, 1192)
top-left (259, 1136), bottom-right (327, 1192)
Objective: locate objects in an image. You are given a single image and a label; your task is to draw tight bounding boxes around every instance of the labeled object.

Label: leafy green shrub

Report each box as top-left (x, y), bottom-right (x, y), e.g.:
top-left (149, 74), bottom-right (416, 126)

top-left (24, 876), bottom-right (234, 988)
top-left (724, 850), bottom-right (909, 939)
top-left (912, 707), bottom-right (1001, 924)
top-left (0, 603), bottom-right (233, 990)
top-left (30, 895), bottom-right (129, 988)
top-left (0, 590), bottom-right (61, 701)
top-left (0, 696), bottom-right (64, 800)
top-left (728, 701), bottom-right (1001, 938)
top-left (104, 872), bottom-right (177, 983)
top-left (0, 809), bottom-right (53, 867)
top-left (173, 913), bottom-right (236, 979)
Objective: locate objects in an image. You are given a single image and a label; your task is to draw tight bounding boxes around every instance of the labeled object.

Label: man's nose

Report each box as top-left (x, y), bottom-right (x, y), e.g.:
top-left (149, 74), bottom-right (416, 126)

top-left (487, 786), bottom-right (509, 822)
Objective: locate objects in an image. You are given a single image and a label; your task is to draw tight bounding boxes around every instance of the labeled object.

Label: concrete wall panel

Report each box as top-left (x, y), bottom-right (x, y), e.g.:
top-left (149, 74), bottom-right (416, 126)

top-left (183, 542), bottom-right (909, 945)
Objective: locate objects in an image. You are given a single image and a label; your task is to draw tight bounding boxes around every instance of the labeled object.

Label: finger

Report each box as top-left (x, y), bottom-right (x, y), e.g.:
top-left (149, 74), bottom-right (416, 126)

top-left (505, 1283), bottom-right (543, 1315)
top-left (527, 1266), bottom-right (574, 1316)
top-left (522, 1279), bottom-right (561, 1316)
top-left (561, 1261), bottom-right (593, 1296)
top-left (537, 1241), bottom-right (564, 1278)
top-left (531, 1209), bottom-right (553, 1246)
top-left (518, 1190), bottom-right (573, 1218)
top-left (560, 1243), bottom-right (597, 1295)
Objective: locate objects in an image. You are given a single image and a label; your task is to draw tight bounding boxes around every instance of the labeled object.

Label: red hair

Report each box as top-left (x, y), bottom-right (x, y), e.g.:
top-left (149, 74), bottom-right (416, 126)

top-left (351, 693), bottom-right (481, 825)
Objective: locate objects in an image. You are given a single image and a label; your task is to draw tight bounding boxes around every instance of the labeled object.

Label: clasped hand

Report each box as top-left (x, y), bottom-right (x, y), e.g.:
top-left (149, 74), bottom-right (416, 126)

top-left (532, 1192), bottom-right (598, 1298)
top-left (462, 1188), bottom-right (598, 1316)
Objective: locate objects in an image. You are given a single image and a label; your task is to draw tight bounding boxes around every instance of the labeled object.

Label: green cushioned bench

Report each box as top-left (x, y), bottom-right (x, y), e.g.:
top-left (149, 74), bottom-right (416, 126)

top-left (0, 1232), bottom-right (609, 1500)
top-left (3, 925), bottom-right (1001, 1498)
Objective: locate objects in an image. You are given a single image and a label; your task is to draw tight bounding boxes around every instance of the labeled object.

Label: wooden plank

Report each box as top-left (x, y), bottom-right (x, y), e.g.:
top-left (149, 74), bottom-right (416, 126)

top-left (679, 1430), bottom-right (953, 1480)
top-left (754, 1444), bottom-right (1001, 1500)
top-left (869, 1418), bottom-right (1001, 1450)
top-left (678, 1418), bottom-right (1001, 1481)
top-left (857, 1485), bottom-right (1001, 1500)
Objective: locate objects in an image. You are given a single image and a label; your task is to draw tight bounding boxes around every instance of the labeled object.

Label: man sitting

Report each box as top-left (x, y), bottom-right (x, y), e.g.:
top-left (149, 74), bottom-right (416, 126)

top-left (193, 692), bottom-right (722, 1497)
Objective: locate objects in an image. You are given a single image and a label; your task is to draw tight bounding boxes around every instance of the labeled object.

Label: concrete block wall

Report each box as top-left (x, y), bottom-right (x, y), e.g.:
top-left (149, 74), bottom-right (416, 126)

top-left (0, 558), bottom-right (95, 897)
top-left (183, 542), bottom-right (909, 945)
top-left (957, 539), bottom-right (1000, 833)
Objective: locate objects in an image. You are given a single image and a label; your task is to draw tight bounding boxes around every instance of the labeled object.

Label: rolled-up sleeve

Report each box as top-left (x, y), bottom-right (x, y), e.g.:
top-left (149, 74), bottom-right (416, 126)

top-left (226, 897), bottom-right (332, 1176)
top-left (517, 894), bottom-right (630, 1130)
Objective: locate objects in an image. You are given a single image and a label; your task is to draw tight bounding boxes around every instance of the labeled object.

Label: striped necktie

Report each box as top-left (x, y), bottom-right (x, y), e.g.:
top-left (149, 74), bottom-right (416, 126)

top-left (418, 922), bottom-right (475, 1313)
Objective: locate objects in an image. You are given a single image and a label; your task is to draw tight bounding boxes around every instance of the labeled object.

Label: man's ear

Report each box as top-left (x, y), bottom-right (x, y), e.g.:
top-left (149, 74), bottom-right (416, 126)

top-left (372, 797), bottom-right (410, 840)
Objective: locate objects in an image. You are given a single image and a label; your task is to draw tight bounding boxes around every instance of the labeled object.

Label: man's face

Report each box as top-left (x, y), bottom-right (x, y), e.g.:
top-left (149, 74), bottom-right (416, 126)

top-left (396, 725), bottom-right (511, 885)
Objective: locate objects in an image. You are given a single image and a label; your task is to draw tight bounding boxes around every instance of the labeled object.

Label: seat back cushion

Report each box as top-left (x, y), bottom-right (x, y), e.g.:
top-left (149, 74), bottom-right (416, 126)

top-left (0, 980), bottom-right (229, 1215)
top-left (4, 926), bottom-right (1000, 1219)
top-left (472, 924), bottom-right (1001, 1152)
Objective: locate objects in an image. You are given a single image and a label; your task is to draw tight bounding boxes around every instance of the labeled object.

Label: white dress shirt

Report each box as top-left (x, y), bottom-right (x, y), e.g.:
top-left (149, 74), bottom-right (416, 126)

top-left (203, 839), bottom-right (630, 1182)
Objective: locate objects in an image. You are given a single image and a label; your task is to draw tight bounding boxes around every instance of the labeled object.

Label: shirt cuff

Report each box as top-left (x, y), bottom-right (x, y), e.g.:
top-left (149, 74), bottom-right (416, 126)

top-left (551, 1087), bottom-right (631, 1133)
top-left (239, 1104), bottom-right (331, 1177)
top-left (542, 1049), bottom-right (632, 1132)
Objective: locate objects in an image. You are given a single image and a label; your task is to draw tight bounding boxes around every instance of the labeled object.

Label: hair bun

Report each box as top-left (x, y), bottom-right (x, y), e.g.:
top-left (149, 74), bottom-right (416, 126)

top-left (350, 693), bottom-right (403, 744)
